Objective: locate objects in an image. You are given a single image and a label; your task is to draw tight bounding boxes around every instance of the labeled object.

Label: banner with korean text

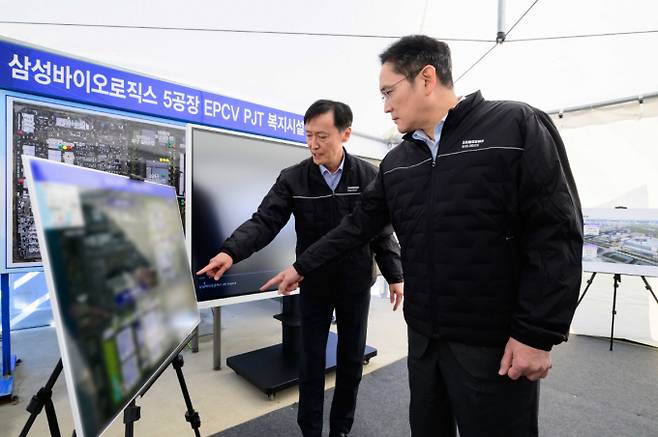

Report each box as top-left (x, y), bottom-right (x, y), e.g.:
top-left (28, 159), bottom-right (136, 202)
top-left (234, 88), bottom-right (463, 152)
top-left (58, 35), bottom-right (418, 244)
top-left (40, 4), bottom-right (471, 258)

top-left (0, 38), bottom-right (304, 143)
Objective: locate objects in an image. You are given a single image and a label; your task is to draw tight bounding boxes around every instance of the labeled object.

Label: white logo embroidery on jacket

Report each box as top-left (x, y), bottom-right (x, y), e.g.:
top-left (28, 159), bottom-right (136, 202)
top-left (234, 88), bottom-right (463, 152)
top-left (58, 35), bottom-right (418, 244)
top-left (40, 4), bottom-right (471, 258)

top-left (461, 139), bottom-right (484, 149)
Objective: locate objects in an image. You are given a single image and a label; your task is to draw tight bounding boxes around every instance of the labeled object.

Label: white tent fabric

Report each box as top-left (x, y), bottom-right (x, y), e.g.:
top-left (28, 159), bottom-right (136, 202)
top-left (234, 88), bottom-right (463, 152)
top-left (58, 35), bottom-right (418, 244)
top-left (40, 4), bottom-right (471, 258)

top-left (1, 0), bottom-right (657, 155)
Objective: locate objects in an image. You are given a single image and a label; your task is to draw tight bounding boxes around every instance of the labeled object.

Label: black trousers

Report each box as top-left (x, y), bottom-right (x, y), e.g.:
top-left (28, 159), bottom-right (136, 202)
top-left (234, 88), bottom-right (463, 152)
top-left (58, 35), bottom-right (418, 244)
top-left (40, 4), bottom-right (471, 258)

top-left (297, 287), bottom-right (370, 437)
top-left (408, 327), bottom-right (539, 437)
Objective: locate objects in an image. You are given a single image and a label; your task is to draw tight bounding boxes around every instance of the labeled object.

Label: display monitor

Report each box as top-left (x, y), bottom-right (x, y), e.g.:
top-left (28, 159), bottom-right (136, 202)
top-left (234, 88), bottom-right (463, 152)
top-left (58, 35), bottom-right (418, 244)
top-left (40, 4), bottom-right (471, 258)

top-left (23, 156), bottom-right (199, 437)
top-left (583, 208), bottom-right (658, 277)
top-left (187, 126), bottom-right (309, 306)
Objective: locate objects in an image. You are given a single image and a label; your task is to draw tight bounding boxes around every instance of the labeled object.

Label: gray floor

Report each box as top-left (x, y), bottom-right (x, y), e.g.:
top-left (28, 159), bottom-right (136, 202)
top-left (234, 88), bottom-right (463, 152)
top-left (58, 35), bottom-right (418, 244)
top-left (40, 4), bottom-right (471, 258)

top-left (213, 335), bottom-right (658, 437)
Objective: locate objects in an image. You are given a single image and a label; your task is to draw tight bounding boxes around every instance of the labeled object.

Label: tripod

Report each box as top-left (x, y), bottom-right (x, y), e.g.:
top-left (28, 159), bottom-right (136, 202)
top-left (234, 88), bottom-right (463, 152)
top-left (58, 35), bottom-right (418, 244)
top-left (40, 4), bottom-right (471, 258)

top-left (577, 272), bottom-right (658, 351)
top-left (19, 352), bottom-right (201, 437)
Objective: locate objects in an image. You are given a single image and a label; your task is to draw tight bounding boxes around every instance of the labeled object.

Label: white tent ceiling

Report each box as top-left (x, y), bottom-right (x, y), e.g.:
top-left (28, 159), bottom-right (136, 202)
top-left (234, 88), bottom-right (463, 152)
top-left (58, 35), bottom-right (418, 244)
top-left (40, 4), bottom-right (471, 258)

top-left (1, 0), bottom-right (657, 143)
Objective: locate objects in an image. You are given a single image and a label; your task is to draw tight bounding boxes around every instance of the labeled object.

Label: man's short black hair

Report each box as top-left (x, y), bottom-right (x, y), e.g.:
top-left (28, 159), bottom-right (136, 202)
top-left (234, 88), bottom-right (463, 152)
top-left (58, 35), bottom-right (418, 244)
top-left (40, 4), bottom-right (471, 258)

top-left (379, 35), bottom-right (453, 88)
top-left (304, 99), bottom-right (353, 131)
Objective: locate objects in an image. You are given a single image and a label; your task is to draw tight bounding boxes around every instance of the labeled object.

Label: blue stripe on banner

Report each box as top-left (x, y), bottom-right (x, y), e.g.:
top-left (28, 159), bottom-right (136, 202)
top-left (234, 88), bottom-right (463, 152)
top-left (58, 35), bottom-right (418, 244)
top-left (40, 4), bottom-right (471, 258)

top-left (0, 38), bottom-right (305, 143)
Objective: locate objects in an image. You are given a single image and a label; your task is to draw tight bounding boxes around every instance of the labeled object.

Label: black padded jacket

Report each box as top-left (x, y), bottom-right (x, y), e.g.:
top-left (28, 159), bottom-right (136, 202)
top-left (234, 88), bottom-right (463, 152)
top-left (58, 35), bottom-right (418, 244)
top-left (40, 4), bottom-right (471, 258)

top-left (294, 91), bottom-right (583, 350)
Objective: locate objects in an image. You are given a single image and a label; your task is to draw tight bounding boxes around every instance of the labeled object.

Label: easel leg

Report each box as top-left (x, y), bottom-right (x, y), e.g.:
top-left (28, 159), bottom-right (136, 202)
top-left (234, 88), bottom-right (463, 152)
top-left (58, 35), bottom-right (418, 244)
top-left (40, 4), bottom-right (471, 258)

top-left (44, 398), bottom-right (62, 437)
top-left (19, 359), bottom-right (63, 437)
top-left (640, 276), bottom-right (658, 305)
top-left (123, 399), bottom-right (141, 437)
top-left (577, 272), bottom-right (597, 308)
top-left (172, 354), bottom-right (201, 437)
top-left (610, 274), bottom-right (621, 351)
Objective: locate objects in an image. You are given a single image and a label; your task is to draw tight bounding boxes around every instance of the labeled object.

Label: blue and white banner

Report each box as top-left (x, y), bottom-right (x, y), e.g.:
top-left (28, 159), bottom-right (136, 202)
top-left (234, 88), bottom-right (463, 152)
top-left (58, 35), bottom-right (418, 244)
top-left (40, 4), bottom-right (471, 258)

top-left (0, 38), bottom-right (304, 142)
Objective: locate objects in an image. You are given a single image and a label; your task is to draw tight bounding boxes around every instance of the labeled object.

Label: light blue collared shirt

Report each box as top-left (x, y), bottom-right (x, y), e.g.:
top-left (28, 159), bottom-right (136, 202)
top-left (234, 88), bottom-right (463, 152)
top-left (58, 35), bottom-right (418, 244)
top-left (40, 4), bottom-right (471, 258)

top-left (412, 120), bottom-right (445, 161)
top-left (319, 154), bottom-right (345, 192)
top-left (412, 97), bottom-right (465, 160)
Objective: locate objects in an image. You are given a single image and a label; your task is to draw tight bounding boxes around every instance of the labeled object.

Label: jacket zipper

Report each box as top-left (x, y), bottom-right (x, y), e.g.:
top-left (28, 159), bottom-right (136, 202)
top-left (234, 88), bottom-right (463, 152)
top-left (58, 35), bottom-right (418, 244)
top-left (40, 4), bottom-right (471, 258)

top-left (427, 155), bottom-right (438, 336)
top-left (428, 126), bottom-right (448, 335)
top-left (428, 139), bottom-right (440, 335)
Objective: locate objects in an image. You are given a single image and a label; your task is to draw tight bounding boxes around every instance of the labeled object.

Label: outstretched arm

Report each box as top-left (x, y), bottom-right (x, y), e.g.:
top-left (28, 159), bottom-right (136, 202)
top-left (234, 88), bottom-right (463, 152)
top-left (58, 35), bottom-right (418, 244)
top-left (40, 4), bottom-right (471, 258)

top-left (262, 167), bottom-right (392, 293)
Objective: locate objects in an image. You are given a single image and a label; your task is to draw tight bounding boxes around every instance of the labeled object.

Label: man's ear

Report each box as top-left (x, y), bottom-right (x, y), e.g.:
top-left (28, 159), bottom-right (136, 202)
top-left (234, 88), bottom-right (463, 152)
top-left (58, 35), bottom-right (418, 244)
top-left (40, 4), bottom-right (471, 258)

top-left (341, 126), bottom-right (352, 143)
top-left (420, 65), bottom-right (438, 95)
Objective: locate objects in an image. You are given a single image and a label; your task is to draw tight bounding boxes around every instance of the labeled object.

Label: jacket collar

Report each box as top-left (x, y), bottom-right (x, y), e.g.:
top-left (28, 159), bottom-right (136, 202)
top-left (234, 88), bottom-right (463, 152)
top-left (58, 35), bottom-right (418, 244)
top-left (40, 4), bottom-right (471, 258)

top-left (402, 90), bottom-right (484, 143)
top-left (309, 147), bottom-right (353, 192)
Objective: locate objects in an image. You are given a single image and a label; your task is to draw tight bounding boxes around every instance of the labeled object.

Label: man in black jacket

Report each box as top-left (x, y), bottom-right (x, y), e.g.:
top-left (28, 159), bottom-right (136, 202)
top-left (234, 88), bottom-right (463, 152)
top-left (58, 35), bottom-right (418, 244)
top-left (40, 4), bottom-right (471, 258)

top-left (263, 36), bottom-right (583, 437)
top-left (197, 99), bottom-right (404, 437)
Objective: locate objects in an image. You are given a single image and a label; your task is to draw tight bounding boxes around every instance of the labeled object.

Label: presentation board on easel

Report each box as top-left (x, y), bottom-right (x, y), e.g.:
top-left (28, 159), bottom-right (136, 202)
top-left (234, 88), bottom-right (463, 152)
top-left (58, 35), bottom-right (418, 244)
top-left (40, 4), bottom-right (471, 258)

top-left (582, 208), bottom-right (658, 278)
top-left (575, 208), bottom-right (658, 349)
top-left (23, 156), bottom-right (199, 437)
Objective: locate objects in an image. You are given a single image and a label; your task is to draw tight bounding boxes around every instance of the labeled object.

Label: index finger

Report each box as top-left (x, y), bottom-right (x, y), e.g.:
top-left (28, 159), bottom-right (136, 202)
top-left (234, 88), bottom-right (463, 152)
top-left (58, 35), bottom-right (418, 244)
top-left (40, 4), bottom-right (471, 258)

top-left (260, 273), bottom-right (282, 291)
top-left (196, 264), bottom-right (213, 275)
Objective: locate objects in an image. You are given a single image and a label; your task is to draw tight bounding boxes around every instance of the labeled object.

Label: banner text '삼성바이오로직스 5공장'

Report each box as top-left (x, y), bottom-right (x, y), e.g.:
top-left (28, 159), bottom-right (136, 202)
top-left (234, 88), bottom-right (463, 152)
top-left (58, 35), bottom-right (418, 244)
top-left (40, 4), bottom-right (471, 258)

top-left (0, 38), bottom-right (305, 143)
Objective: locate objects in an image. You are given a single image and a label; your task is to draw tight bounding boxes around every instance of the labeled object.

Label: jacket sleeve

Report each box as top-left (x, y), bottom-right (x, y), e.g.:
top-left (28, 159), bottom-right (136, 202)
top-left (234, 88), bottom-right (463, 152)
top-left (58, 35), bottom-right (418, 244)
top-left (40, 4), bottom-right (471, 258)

top-left (294, 166), bottom-right (392, 276)
top-left (221, 171), bottom-right (293, 263)
top-left (369, 226), bottom-right (404, 284)
top-left (511, 110), bottom-right (584, 351)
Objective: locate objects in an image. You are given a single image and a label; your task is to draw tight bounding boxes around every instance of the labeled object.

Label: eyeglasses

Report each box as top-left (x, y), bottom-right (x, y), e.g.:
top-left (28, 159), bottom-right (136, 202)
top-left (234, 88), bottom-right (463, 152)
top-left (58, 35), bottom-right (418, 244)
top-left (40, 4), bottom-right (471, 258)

top-left (380, 67), bottom-right (429, 101)
top-left (380, 77), bottom-right (407, 101)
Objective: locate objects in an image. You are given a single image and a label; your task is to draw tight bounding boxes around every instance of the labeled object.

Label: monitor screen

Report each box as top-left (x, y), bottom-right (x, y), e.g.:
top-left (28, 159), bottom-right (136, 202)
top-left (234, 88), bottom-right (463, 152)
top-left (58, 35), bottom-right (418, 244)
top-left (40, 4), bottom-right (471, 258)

top-left (583, 208), bottom-right (658, 277)
top-left (188, 127), bottom-right (309, 305)
top-left (23, 156), bottom-right (199, 437)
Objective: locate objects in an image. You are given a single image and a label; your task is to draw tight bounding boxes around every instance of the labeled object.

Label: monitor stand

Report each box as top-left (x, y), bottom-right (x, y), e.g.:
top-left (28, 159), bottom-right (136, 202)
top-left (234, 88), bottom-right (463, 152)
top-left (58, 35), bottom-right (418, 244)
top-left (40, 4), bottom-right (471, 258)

top-left (226, 294), bottom-right (377, 400)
